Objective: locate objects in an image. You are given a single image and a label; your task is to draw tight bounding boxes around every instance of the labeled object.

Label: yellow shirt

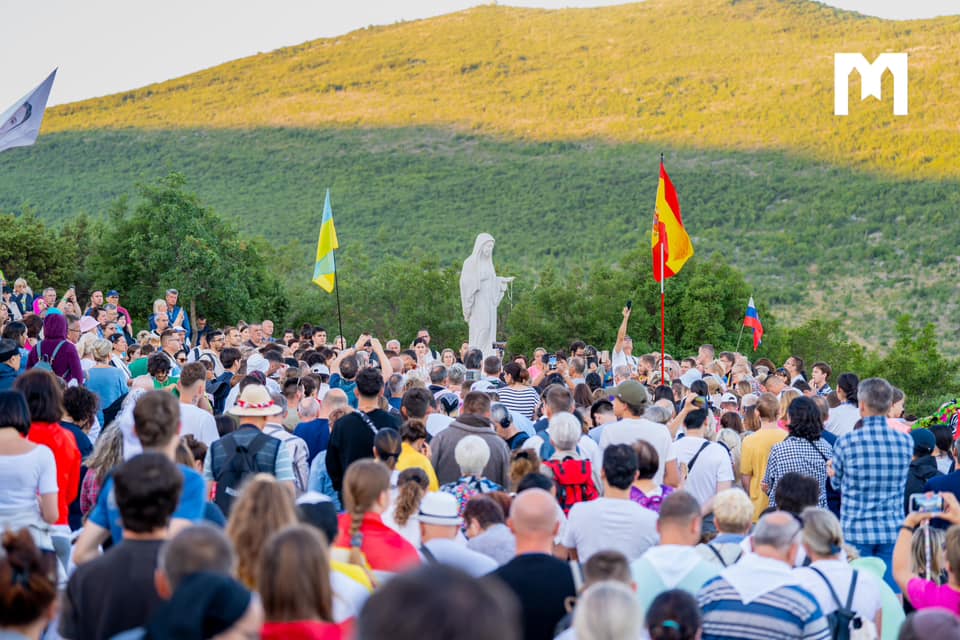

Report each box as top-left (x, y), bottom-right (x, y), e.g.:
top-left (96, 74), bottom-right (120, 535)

top-left (739, 428), bottom-right (788, 521)
top-left (396, 442), bottom-right (440, 492)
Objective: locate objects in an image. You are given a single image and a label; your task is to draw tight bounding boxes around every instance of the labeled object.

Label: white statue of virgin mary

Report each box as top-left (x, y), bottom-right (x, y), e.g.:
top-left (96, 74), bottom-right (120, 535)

top-left (459, 233), bottom-right (513, 357)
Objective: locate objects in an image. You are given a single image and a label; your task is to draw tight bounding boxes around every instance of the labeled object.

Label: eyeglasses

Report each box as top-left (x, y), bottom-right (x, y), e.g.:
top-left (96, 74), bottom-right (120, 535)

top-left (177, 358), bottom-right (187, 364)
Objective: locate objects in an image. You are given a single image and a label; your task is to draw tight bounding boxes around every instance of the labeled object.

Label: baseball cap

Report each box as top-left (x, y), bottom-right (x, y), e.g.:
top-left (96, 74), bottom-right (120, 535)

top-left (0, 339), bottom-right (20, 362)
top-left (720, 393), bottom-right (739, 405)
top-left (611, 380), bottom-right (649, 407)
top-left (418, 492), bottom-right (462, 527)
top-left (310, 363), bottom-right (330, 376)
top-left (911, 428), bottom-right (936, 454)
top-left (679, 369), bottom-right (701, 388)
top-left (107, 290), bottom-right (120, 298)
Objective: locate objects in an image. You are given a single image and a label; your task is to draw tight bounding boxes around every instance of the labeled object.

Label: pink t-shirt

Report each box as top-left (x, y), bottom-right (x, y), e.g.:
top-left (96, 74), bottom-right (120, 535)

top-left (887, 418), bottom-right (911, 435)
top-left (907, 578), bottom-right (960, 612)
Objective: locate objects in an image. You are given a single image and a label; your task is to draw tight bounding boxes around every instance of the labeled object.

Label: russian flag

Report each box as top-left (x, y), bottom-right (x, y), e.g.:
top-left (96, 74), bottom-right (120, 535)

top-left (744, 297), bottom-right (763, 351)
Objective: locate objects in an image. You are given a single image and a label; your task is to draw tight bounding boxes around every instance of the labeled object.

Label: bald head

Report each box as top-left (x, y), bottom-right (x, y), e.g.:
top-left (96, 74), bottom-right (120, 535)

top-left (509, 489), bottom-right (559, 548)
top-left (752, 511), bottom-right (803, 563)
top-left (324, 388), bottom-right (348, 408)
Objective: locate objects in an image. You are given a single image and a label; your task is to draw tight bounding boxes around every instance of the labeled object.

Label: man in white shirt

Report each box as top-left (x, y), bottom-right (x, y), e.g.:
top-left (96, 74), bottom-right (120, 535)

top-left (418, 492), bottom-right (497, 577)
top-left (177, 363), bottom-right (219, 446)
top-left (559, 444), bottom-right (658, 562)
top-left (611, 306), bottom-right (639, 373)
top-left (668, 409), bottom-right (733, 515)
top-left (599, 380), bottom-right (679, 487)
top-left (263, 392), bottom-right (310, 495)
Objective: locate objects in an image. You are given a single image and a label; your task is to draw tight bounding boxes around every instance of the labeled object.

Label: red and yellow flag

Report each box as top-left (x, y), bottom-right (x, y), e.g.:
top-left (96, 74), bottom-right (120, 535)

top-left (652, 161), bottom-right (694, 282)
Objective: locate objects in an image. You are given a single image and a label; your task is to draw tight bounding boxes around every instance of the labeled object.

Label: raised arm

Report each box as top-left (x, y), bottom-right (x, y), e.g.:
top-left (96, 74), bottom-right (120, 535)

top-left (613, 306), bottom-right (631, 355)
top-left (370, 337), bottom-right (393, 378)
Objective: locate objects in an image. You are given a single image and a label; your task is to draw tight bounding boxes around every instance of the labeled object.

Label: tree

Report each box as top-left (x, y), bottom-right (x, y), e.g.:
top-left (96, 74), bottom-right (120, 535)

top-left (0, 208), bottom-right (81, 294)
top-left (89, 173), bottom-right (287, 327)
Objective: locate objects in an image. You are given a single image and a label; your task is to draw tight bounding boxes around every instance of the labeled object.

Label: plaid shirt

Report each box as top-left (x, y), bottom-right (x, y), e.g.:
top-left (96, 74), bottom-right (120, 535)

top-left (763, 437), bottom-right (833, 510)
top-left (831, 415), bottom-right (912, 544)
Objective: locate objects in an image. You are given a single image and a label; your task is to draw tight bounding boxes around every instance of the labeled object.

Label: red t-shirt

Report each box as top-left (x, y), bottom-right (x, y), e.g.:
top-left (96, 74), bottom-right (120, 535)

top-left (26, 421), bottom-right (81, 526)
top-left (335, 512), bottom-right (421, 573)
top-left (261, 619), bottom-right (354, 640)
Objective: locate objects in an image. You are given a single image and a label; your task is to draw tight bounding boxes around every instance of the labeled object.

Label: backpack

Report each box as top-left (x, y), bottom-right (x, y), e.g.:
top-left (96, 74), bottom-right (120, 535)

top-left (211, 432), bottom-right (281, 516)
top-left (809, 567), bottom-right (876, 640)
top-left (542, 456), bottom-right (599, 515)
top-left (33, 340), bottom-right (66, 378)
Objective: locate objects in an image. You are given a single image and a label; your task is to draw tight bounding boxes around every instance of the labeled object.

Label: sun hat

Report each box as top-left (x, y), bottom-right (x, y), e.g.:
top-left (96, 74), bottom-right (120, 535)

top-left (228, 384), bottom-right (282, 417)
top-left (418, 492), bottom-right (462, 527)
top-left (78, 315), bottom-right (99, 334)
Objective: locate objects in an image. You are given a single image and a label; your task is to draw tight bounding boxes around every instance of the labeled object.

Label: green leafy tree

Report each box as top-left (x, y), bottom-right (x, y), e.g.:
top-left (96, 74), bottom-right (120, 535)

top-left (777, 319), bottom-right (869, 380)
top-left (0, 208), bottom-right (80, 293)
top-left (89, 173), bottom-right (287, 327)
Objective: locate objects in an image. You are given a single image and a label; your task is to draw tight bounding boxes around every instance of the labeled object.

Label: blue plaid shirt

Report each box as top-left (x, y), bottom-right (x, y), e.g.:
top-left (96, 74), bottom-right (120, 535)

top-left (830, 415), bottom-right (912, 544)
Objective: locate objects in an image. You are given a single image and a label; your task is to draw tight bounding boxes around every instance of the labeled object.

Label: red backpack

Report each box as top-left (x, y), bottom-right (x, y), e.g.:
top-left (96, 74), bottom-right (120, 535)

top-left (543, 457), bottom-right (599, 515)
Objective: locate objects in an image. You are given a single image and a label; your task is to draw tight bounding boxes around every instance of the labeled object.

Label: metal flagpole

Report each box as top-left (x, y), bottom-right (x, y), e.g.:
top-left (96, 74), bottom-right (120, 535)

top-left (659, 153), bottom-right (666, 383)
top-left (334, 260), bottom-right (345, 348)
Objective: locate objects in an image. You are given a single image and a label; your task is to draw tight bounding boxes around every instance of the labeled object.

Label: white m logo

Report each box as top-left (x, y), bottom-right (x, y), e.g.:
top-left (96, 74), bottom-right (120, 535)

top-left (834, 53), bottom-right (908, 116)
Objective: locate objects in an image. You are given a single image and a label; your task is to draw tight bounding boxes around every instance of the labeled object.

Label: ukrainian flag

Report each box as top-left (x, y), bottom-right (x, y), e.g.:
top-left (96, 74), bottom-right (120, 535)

top-left (312, 189), bottom-right (339, 292)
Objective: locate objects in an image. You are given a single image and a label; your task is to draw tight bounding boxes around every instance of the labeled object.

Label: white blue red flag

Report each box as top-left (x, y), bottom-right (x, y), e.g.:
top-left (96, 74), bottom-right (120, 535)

top-left (744, 297), bottom-right (763, 351)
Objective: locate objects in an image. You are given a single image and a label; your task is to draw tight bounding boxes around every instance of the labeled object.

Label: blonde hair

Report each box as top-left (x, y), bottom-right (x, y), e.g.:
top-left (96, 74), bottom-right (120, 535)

top-left (779, 388), bottom-right (802, 420)
top-left (85, 424), bottom-right (125, 486)
top-left (714, 489), bottom-right (754, 534)
top-left (393, 468), bottom-right (429, 527)
top-left (226, 474), bottom-right (299, 588)
top-left (91, 339), bottom-right (113, 363)
top-left (152, 299), bottom-right (167, 315)
top-left (76, 333), bottom-right (98, 359)
top-left (342, 460), bottom-right (391, 567)
top-left (573, 581), bottom-right (643, 640)
top-left (912, 525), bottom-right (946, 582)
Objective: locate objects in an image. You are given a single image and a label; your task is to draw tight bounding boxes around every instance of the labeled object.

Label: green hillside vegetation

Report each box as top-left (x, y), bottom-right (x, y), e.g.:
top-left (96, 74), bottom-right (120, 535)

top-left (1, 0), bottom-right (959, 355)
top-left (42, 0), bottom-right (960, 179)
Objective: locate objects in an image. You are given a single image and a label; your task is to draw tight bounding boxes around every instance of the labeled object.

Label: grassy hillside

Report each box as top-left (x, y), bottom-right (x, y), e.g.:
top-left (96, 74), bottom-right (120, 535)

top-left (1, 0), bottom-right (959, 353)
top-left (43, 0), bottom-right (960, 179)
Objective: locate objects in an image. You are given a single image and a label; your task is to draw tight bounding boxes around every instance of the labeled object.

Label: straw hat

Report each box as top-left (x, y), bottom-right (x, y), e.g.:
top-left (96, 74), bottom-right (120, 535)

top-left (228, 384), bottom-right (282, 417)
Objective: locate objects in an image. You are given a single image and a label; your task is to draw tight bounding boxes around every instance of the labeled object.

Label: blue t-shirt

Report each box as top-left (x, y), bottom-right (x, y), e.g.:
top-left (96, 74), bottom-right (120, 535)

top-left (89, 461), bottom-right (206, 542)
top-left (329, 373), bottom-right (358, 408)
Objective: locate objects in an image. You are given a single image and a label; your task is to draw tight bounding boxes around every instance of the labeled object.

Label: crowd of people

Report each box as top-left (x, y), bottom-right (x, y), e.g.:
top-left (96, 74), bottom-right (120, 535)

top-left (2, 283), bottom-right (960, 640)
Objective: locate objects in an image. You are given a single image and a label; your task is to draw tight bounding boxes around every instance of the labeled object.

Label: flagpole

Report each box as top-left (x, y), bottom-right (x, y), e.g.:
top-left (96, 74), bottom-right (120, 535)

top-left (334, 258), bottom-right (345, 349)
top-left (735, 325), bottom-right (744, 353)
top-left (659, 152), bottom-right (666, 384)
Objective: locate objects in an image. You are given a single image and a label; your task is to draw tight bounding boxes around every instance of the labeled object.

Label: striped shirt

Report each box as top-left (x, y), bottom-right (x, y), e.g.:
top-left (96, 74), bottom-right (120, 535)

top-left (496, 385), bottom-right (541, 420)
top-left (698, 576), bottom-right (830, 640)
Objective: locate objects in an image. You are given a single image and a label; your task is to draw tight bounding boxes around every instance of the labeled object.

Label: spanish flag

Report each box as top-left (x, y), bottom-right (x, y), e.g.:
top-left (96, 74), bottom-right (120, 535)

top-left (312, 189), bottom-right (339, 292)
top-left (652, 161), bottom-right (694, 282)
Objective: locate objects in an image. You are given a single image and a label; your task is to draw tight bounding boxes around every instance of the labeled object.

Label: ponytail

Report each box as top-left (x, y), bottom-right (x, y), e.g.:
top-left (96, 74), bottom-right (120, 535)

top-left (394, 468), bottom-right (429, 526)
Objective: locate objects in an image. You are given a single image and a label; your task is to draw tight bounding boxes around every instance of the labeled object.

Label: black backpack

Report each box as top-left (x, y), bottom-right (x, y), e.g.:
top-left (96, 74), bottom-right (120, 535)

top-left (211, 433), bottom-right (280, 516)
top-left (810, 567), bottom-right (861, 640)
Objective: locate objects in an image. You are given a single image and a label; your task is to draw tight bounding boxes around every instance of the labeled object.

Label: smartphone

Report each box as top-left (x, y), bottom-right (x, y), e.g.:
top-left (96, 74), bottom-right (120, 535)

top-left (910, 493), bottom-right (944, 514)
top-left (626, 300), bottom-right (633, 310)
top-left (548, 355), bottom-right (558, 370)
top-left (601, 350), bottom-right (610, 362)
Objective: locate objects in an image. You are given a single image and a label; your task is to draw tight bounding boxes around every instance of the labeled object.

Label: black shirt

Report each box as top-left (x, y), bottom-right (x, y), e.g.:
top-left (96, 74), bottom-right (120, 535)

top-left (326, 408), bottom-right (401, 491)
top-left (60, 539), bottom-right (165, 640)
top-left (488, 553), bottom-right (576, 640)
top-left (506, 432), bottom-right (531, 451)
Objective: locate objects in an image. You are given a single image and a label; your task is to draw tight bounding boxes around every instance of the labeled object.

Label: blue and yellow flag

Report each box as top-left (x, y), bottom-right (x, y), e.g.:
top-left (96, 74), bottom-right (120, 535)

top-left (312, 189), bottom-right (339, 292)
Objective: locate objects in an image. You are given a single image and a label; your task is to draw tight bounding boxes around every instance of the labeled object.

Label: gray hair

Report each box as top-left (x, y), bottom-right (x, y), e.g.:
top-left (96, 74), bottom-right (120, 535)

top-left (454, 435), bottom-right (491, 476)
top-left (753, 512), bottom-right (802, 551)
top-left (490, 403), bottom-right (511, 429)
top-left (858, 378), bottom-right (894, 415)
top-left (801, 507), bottom-right (844, 557)
top-left (447, 363), bottom-right (466, 386)
top-left (298, 397), bottom-right (320, 419)
top-left (430, 364), bottom-right (447, 385)
top-left (573, 581), bottom-right (643, 640)
top-left (613, 364), bottom-right (632, 381)
top-left (644, 404), bottom-right (673, 424)
top-left (549, 412), bottom-right (581, 452)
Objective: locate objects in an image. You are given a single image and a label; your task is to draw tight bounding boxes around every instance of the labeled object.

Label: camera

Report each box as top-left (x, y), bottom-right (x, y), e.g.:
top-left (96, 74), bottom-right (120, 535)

top-left (910, 493), bottom-right (943, 514)
top-left (464, 369), bottom-right (480, 383)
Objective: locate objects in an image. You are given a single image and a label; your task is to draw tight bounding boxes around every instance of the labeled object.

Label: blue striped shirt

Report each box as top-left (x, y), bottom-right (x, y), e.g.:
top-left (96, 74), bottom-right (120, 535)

top-left (698, 576), bottom-right (830, 640)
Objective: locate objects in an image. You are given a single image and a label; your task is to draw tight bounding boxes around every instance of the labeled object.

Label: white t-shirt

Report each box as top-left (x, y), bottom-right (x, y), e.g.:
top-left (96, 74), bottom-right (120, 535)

top-left (422, 537), bottom-right (499, 577)
top-left (826, 404), bottom-right (861, 437)
top-left (794, 559), bottom-right (882, 624)
top-left (561, 497), bottom-right (658, 561)
top-left (179, 403), bottom-right (220, 446)
top-left (0, 446), bottom-right (58, 513)
top-left (331, 570), bottom-right (370, 623)
top-left (611, 348), bottom-right (639, 372)
top-left (426, 413), bottom-right (454, 438)
top-left (668, 436), bottom-right (734, 508)
top-left (599, 418), bottom-right (676, 485)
